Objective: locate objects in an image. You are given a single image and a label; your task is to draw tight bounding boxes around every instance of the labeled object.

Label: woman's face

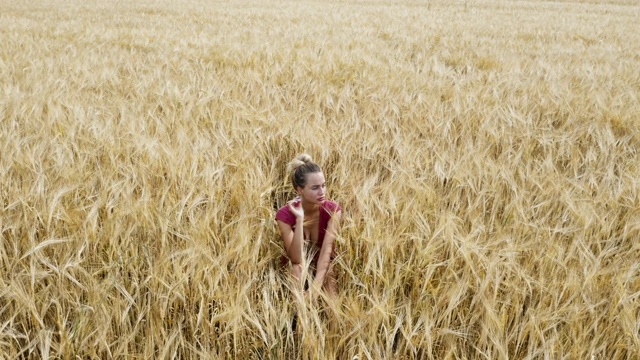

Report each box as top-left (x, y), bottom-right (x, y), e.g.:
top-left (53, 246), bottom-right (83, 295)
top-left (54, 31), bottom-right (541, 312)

top-left (297, 172), bottom-right (326, 205)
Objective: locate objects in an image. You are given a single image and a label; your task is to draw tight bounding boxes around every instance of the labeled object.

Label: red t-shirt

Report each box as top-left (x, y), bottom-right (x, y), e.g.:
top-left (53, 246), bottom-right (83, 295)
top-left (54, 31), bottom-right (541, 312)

top-left (276, 200), bottom-right (342, 262)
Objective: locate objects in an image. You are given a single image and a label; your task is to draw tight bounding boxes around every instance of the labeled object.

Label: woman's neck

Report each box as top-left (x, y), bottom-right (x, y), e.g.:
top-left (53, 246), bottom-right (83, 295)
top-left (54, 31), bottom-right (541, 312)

top-left (301, 200), bottom-right (320, 215)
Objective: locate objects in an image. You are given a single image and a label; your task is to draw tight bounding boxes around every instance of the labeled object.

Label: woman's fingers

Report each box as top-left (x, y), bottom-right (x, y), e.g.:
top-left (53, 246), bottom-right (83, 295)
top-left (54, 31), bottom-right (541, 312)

top-left (288, 198), bottom-right (304, 216)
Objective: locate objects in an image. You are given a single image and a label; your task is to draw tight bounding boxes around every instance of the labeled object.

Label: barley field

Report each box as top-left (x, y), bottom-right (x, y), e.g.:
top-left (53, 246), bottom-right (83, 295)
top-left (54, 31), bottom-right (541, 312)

top-left (1, 0), bottom-right (639, 358)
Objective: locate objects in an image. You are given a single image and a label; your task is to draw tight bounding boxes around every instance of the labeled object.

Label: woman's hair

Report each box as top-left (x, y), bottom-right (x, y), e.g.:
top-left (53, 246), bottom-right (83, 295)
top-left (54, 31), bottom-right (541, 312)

top-left (287, 154), bottom-right (322, 189)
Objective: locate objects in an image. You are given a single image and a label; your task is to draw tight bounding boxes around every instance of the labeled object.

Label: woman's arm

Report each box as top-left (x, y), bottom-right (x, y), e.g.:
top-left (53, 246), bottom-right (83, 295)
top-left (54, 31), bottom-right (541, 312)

top-left (277, 200), bottom-right (305, 281)
top-left (313, 210), bottom-right (342, 289)
top-left (277, 218), bottom-right (304, 264)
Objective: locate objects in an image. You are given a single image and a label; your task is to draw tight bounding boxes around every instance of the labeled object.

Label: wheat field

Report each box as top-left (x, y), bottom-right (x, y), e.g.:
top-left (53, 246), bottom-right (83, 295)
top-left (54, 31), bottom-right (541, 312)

top-left (1, 0), bottom-right (639, 358)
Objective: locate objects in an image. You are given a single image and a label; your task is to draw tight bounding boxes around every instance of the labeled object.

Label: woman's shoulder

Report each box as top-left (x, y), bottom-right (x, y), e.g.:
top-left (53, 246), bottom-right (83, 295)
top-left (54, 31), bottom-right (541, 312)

top-left (275, 203), bottom-right (296, 225)
top-left (322, 200), bottom-right (342, 213)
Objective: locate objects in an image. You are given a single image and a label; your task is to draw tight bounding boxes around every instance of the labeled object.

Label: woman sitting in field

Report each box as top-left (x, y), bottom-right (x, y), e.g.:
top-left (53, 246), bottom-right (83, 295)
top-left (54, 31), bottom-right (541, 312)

top-left (276, 154), bottom-right (342, 297)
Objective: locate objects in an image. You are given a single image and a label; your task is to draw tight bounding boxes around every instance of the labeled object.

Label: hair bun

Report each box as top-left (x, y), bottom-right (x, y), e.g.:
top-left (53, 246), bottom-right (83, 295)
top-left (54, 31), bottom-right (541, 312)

top-left (297, 154), bottom-right (313, 164)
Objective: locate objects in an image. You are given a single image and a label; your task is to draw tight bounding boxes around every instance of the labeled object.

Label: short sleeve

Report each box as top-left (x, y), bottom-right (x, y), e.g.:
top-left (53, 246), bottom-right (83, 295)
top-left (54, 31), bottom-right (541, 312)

top-left (323, 200), bottom-right (342, 214)
top-left (275, 205), bottom-right (296, 225)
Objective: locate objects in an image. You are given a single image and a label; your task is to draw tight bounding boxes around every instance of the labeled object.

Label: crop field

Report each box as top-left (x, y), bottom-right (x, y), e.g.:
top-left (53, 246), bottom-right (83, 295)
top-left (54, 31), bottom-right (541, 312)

top-left (1, 0), bottom-right (639, 358)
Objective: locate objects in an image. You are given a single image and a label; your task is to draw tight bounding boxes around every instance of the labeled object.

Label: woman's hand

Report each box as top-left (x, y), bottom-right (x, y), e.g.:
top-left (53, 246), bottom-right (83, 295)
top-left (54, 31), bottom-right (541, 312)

top-left (288, 197), bottom-right (304, 219)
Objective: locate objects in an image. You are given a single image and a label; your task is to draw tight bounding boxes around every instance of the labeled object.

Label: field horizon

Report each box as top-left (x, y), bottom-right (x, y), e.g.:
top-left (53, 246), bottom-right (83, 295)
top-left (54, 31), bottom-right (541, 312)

top-left (1, 0), bottom-right (639, 358)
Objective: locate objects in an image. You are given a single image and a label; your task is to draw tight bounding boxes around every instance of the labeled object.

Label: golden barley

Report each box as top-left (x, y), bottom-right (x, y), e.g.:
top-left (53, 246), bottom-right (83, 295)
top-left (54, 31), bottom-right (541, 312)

top-left (1, 0), bottom-right (639, 358)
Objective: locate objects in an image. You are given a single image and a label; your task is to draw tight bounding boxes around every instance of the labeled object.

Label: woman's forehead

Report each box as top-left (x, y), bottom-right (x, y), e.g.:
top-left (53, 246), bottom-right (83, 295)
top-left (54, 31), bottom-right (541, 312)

top-left (306, 172), bottom-right (325, 184)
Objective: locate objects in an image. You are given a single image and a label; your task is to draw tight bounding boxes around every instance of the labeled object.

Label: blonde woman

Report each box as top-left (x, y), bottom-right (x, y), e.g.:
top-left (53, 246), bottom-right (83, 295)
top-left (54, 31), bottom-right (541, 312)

top-left (276, 154), bottom-right (342, 297)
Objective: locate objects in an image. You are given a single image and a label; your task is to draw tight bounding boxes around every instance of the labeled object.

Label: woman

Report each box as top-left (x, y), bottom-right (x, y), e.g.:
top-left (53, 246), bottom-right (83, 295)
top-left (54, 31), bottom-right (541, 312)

top-left (276, 154), bottom-right (342, 297)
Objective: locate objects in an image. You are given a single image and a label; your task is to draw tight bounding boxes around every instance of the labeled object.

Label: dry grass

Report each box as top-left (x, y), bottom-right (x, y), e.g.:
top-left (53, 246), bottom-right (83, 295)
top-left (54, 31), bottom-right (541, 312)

top-left (1, 0), bottom-right (639, 358)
